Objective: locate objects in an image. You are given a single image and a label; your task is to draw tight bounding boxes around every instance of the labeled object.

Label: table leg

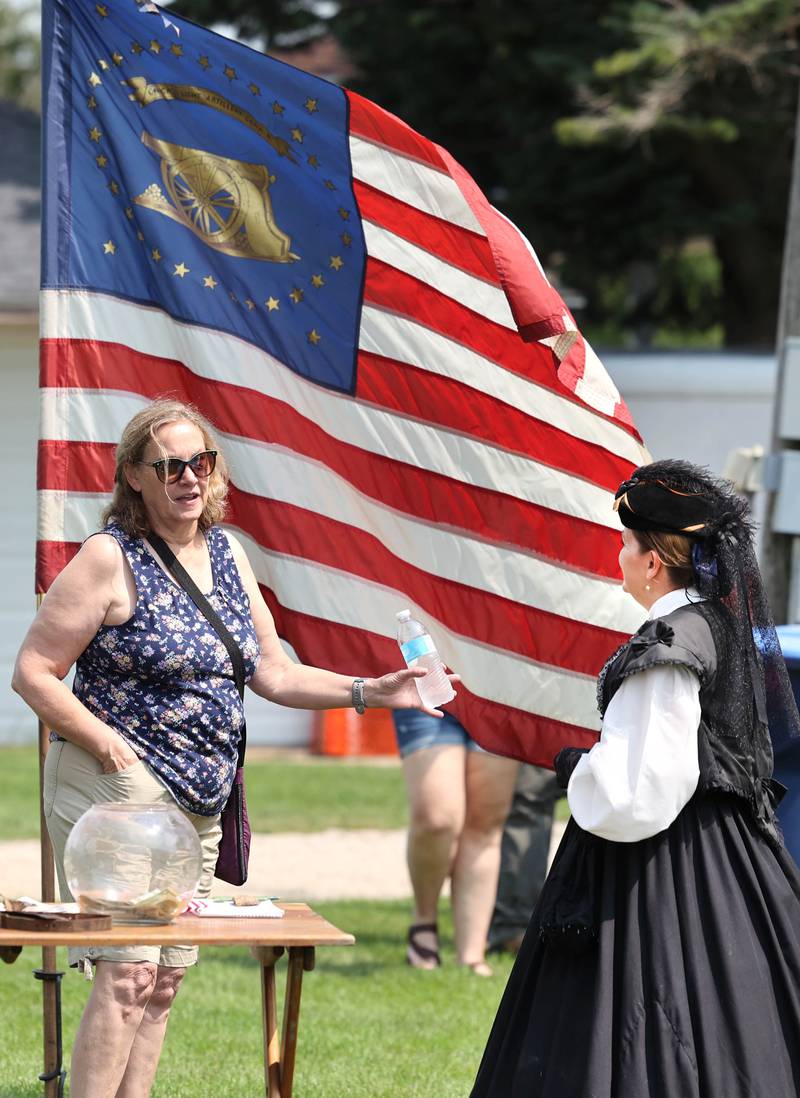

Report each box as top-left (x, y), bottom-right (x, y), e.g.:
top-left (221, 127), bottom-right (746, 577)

top-left (280, 948), bottom-right (313, 1096)
top-left (256, 946), bottom-right (284, 1097)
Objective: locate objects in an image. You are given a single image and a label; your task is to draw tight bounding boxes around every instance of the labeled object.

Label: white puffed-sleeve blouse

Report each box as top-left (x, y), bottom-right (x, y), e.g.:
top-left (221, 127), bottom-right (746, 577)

top-left (567, 587), bottom-right (704, 842)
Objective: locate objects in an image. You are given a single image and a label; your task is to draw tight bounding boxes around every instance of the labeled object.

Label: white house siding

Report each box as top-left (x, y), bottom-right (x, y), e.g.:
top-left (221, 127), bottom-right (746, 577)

top-left (0, 341), bottom-right (778, 745)
top-left (603, 352), bottom-right (777, 471)
top-left (2, 323), bottom-right (40, 744)
top-left (604, 352), bottom-right (777, 543)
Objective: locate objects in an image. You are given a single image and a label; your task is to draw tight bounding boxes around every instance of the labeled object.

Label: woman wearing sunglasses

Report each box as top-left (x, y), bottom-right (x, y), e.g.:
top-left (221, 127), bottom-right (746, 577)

top-left (12, 398), bottom-right (457, 1098)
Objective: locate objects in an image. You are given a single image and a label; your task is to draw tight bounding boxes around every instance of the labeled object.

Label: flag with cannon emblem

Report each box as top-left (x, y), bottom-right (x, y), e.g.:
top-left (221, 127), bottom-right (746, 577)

top-left (38, 0), bottom-right (649, 766)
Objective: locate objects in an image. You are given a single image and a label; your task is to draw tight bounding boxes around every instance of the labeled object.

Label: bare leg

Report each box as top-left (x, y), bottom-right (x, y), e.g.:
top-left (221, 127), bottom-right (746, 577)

top-left (69, 962), bottom-right (158, 1098)
top-left (115, 966), bottom-right (186, 1098)
top-left (451, 753), bottom-right (519, 971)
top-left (401, 745), bottom-right (467, 965)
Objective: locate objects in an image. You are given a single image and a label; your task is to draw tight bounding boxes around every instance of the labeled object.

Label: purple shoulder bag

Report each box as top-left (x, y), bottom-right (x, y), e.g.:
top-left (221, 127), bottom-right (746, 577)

top-left (148, 534), bottom-right (251, 885)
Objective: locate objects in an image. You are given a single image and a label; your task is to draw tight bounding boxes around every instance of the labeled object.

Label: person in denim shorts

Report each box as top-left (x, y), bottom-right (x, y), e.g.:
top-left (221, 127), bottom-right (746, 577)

top-left (393, 709), bottom-right (518, 976)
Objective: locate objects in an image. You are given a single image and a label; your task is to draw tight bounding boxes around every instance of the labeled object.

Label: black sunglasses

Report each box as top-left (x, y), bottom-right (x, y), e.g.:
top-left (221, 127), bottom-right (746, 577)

top-left (136, 450), bottom-right (218, 485)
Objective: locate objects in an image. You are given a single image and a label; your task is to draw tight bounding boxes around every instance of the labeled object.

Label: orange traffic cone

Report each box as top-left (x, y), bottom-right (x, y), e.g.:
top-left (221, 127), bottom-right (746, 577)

top-left (312, 707), bottom-right (398, 756)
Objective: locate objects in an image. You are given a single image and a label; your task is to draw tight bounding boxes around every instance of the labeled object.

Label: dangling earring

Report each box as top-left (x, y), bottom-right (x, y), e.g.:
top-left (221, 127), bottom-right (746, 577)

top-left (645, 583), bottom-right (651, 591)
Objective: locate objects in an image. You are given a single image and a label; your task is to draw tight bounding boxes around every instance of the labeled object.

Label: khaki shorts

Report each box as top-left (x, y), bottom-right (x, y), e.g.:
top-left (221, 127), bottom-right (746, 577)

top-left (44, 740), bottom-right (222, 969)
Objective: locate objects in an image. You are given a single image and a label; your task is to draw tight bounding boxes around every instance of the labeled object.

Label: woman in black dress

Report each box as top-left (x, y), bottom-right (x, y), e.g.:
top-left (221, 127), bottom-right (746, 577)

top-left (471, 460), bottom-right (800, 1098)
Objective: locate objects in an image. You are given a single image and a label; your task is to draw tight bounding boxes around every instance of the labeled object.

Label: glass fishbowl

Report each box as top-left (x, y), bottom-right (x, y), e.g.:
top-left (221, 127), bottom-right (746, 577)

top-left (64, 803), bottom-right (203, 925)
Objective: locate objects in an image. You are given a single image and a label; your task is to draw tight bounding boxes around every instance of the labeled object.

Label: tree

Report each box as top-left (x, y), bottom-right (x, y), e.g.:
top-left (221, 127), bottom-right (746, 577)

top-left (330, 0), bottom-right (713, 346)
top-left (557, 0), bottom-right (799, 346)
top-left (170, 0), bottom-right (800, 348)
top-left (168, 0), bottom-right (324, 48)
top-left (0, 0), bottom-right (40, 111)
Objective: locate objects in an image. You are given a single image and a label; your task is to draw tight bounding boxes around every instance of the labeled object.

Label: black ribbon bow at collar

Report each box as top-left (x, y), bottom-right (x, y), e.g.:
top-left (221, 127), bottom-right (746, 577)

top-left (629, 618), bottom-right (675, 658)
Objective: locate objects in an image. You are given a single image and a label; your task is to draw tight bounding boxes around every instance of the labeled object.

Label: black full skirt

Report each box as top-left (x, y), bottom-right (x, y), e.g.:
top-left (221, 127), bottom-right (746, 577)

top-left (471, 793), bottom-right (800, 1098)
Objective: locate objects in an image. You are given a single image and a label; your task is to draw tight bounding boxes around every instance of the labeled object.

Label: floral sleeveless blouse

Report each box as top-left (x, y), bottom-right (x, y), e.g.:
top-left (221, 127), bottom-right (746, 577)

top-left (73, 523), bottom-right (261, 816)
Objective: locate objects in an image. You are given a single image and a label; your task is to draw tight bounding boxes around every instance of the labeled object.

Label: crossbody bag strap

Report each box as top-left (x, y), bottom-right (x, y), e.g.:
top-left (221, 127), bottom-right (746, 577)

top-left (147, 533), bottom-right (247, 765)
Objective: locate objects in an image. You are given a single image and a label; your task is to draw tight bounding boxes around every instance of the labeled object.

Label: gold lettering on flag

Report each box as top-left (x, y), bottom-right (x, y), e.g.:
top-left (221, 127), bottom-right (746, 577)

top-left (125, 77), bottom-right (296, 163)
top-left (133, 132), bottom-right (299, 263)
top-left (551, 331), bottom-right (579, 361)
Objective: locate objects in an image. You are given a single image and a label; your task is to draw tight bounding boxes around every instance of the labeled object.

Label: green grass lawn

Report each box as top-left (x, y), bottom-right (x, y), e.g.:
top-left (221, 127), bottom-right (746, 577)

top-left (0, 749), bottom-right (44, 842)
top-left (0, 747), bottom-right (565, 1093)
top-left (0, 901), bottom-right (516, 1098)
top-left (0, 746), bottom-right (568, 840)
top-left (0, 747), bottom-right (411, 839)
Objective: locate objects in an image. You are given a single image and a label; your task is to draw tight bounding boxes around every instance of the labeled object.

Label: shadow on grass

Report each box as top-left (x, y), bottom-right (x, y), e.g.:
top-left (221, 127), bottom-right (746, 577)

top-left (312, 958), bottom-right (405, 978)
top-left (200, 946), bottom-right (413, 979)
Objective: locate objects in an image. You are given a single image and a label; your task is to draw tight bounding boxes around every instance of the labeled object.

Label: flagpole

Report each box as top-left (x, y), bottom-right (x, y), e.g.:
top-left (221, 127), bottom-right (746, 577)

top-left (35, 594), bottom-right (66, 1097)
top-left (38, 3), bottom-right (66, 1085)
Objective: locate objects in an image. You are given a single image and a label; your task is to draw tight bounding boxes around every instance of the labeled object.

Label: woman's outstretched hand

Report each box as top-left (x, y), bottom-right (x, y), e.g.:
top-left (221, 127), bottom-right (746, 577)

top-left (366, 667), bottom-right (461, 718)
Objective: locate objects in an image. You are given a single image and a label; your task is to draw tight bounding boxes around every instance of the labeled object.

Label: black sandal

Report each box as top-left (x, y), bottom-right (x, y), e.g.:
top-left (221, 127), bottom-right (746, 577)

top-left (406, 922), bottom-right (441, 969)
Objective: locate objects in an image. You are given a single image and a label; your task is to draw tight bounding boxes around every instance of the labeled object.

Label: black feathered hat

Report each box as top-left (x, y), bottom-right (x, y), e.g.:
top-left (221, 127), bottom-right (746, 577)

top-left (613, 459), bottom-right (751, 543)
top-left (613, 460), bottom-right (799, 755)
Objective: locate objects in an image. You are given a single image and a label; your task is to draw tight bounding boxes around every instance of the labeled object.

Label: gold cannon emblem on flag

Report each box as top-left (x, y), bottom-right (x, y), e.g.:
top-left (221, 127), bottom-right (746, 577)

top-left (133, 131), bottom-right (298, 262)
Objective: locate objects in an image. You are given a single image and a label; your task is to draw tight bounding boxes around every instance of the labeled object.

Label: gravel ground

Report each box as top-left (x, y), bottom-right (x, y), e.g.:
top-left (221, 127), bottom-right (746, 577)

top-left (0, 823), bottom-right (566, 902)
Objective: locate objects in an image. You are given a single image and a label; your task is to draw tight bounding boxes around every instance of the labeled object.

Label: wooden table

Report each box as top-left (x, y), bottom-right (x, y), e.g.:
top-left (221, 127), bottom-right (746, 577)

top-left (0, 903), bottom-right (354, 1098)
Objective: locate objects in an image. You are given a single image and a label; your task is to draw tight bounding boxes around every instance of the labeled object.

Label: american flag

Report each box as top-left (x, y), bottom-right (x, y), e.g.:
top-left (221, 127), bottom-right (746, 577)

top-left (38, 0), bottom-right (648, 767)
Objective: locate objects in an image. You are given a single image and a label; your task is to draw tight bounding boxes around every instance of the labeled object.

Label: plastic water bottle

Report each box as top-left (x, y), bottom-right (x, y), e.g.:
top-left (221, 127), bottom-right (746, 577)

top-left (396, 610), bottom-right (456, 709)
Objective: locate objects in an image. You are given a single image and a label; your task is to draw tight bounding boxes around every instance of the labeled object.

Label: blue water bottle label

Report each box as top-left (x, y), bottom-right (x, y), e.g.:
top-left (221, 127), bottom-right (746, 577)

top-left (400, 635), bottom-right (436, 663)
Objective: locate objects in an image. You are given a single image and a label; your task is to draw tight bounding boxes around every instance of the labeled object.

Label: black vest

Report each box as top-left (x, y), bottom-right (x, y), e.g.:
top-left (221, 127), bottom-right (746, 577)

top-left (598, 601), bottom-right (785, 845)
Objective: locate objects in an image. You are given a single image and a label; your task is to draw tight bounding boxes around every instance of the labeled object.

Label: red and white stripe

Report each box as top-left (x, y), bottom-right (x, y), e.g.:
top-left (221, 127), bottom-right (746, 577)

top-left (37, 88), bottom-right (648, 766)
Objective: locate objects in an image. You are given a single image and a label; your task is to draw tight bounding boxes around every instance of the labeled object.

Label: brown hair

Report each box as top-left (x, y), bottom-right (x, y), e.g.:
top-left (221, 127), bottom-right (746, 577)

top-left (101, 399), bottom-right (229, 537)
top-left (633, 529), bottom-right (695, 588)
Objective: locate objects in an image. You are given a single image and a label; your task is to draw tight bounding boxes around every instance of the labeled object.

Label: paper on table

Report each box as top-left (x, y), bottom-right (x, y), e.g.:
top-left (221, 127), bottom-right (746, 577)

top-left (187, 899), bottom-right (284, 918)
top-left (0, 899), bottom-right (81, 914)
